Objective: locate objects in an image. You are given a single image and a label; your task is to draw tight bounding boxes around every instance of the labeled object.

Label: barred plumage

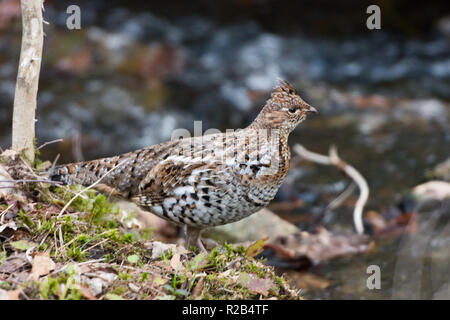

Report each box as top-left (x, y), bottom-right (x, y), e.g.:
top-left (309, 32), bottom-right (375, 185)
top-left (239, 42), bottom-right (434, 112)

top-left (49, 80), bottom-right (317, 251)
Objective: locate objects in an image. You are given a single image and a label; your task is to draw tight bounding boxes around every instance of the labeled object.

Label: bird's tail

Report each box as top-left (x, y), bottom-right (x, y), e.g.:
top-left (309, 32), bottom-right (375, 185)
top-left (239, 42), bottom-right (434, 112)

top-left (48, 155), bottom-right (127, 187)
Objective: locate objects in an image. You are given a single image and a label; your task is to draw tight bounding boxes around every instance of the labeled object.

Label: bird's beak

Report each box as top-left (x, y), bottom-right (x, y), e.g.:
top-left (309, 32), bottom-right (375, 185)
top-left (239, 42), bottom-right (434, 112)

top-left (305, 105), bottom-right (318, 114)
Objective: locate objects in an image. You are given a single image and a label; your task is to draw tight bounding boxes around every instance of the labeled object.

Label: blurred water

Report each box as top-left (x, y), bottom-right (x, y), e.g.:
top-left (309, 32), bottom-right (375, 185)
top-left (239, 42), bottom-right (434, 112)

top-left (0, 2), bottom-right (449, 299)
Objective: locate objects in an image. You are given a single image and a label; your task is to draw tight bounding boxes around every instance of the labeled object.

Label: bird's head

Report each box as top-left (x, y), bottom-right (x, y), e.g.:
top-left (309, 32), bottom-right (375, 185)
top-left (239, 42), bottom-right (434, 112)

top-left (252, 79), bottom-right (317, 133)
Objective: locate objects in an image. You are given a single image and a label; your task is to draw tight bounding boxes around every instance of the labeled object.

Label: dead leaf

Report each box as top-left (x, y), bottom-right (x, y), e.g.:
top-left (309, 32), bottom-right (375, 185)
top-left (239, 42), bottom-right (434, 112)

top-left (286, 271), bottom-right (331, 290)
top-left (79, 284), bottom-right (97, 300)
top-left (152, 276), bottom-right (167, 287)
top-left (191, 277), bottom-right (204, 298)
top-left (0, 254), bottom-right (29, 274)
top-left (128, 283), bottom-right (140, 293)
top-left (7, 288), bottom-right (22, 300)
top-left (246, 237), bottom-right (269, 258)
top-left (30, 252), bottom-right (55, 280)
top-left (238, 273), bottom-right (275, 297)
top-left (272, 226), bottom-right (371, 264)
top-left (170, 253), bottom-right (183, 271)
top-left (0, 288), bottom-right (21, 300)
top-left (365, 210), bottom-right (387, 233)
top-left (188, 252), bottom-right (207, 271)
top-left (105, 293), bottom-right (124, 300)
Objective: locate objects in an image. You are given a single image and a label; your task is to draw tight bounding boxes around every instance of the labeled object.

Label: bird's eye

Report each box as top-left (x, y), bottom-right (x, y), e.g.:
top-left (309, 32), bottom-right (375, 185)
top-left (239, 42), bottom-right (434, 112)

top-left (288, 107), bottom-right (297, 114)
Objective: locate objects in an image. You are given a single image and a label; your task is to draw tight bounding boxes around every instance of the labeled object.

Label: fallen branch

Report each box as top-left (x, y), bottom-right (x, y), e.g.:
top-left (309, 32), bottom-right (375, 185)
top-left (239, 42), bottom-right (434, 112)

top-left (293, 144), bottom-right (369, 234)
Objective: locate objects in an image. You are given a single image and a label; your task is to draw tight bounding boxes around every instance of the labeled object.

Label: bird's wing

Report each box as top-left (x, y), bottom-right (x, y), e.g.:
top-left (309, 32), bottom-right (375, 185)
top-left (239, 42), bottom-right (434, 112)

top-left (130, 157), bottom-right (216, 207)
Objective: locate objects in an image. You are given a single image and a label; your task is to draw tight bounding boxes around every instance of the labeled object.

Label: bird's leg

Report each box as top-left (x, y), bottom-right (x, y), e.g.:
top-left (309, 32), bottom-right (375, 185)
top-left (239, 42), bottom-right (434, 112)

top-left (185, 225), bottom-right (207, 253)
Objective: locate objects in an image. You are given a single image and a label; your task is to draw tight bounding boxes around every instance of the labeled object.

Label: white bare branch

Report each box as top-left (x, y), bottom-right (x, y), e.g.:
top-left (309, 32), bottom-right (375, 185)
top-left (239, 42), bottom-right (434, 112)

top-left (293, 144), bottom-right (369, 234)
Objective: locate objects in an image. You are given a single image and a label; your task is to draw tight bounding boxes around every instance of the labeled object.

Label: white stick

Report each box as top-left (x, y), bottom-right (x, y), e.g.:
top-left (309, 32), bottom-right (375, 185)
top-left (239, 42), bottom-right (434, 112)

top-left (293, 144), bottom-right (369, 234)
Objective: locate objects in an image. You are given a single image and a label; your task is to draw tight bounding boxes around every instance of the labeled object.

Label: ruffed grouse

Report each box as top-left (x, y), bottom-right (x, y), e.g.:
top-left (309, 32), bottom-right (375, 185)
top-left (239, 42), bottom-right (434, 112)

top-left (49, 80), bottom-right (317, 252)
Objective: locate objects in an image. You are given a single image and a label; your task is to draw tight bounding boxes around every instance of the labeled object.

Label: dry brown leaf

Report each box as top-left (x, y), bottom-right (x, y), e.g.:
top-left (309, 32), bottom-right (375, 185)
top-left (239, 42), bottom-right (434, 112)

top-left (245, 237), bottom-right (269, 258)
top-left (128, 283), bottom-right (140, 293)
top-left (7, 288), bottom-right (22, 300)
top-left (170, 253), bottom-right (183, 271)
top-left (286, 271), bottom-right (331, 290)
top-left (273, 226), bottom-right (371, 263)
top-left (191, 277), bottom-right (204, 298)
top-left (79, 284), bottom-right (97, 300)
top-left (0, 288), bottom-right (21, 300)
top-left (0, 254), bottom-right (29, 274)
top-left (238, 273), bottom-right (275, 297)
top-left (30, 252), bottom-right (55, 280)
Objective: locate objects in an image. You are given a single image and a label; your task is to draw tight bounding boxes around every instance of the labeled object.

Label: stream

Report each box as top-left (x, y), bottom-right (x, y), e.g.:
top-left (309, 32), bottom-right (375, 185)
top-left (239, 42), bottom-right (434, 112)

top-left (0, 1), bottom-right (449, 299)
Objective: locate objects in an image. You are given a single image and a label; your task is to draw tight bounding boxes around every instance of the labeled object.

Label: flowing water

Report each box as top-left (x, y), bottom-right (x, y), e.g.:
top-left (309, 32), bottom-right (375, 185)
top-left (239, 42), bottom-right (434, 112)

top-left (0, 1), bottom-right (449, 299)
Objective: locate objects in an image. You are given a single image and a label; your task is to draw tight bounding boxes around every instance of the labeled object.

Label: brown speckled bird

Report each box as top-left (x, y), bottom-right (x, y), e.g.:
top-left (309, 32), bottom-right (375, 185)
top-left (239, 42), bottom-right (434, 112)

top-left (49, 80), bottom-right (317, 251)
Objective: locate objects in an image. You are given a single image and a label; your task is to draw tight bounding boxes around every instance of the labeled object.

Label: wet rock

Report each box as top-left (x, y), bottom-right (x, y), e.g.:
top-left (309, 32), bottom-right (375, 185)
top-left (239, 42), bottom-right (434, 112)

top-left (395, 99), bottom-right (449, 127)
top-left (147, 241), bottom-right (177, 259)
top-left (431, 158), bottom-right (450, 181)
top-left (280, 227), bottom-right (371, 264)
top-left (206, 208), bottom-right (300, 243)
top-left (413, 181), bottom-right (450, 202)
top-left (357, 113), bottom-right (389, 135)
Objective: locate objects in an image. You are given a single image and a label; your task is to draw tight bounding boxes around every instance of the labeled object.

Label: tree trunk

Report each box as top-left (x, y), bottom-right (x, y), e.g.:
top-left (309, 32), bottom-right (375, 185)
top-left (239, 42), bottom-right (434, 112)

top-left (12, 0), bottom-right (44, 163)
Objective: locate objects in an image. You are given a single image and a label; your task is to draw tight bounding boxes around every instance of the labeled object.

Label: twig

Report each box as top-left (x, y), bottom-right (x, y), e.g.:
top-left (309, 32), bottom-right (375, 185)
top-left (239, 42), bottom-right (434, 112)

top-left (326, 182), bottom-right (357, 211)
top-left (52, 153), bottom-right (60, 169)
top-left (293, 144), bottom-right (369, 234)
top-left (43, 258), bottom-right (106, 279)
top-left (57, 159), bottom-right (129, 218)
top-left (312, 182), bottom-right (357, 227)
top-left (61, 229), bottom-right (113, 251)
top-left (39, 229), bottom-right (51, 246)
top-left (72, 130), bottom-right (84, 162)
top-left (53, 230), bottom-right (59, 256)
top-left (80, 238), bottom-right (109, 254)
top-left (37, 138), bottom-right (63, 150)
top-left (0, 179), bottom-right (63, 186)
top-left (0, 204), bottom-right (14, 224)
top-left (58, 226), bottom-right (64, 252)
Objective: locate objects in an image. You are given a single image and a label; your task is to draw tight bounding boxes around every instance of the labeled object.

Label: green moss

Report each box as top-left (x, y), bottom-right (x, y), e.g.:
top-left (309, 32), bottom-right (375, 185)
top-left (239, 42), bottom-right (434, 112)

top-left (0, 167), bottom-right (301, 300)
top-left (17, 209), bottom-right (35, 228)
top-left (0, 250), bottom-right (6, 266)
top-left (140, 272), bottom-right (149, 282)
top-left (39, 267), bottom-right (82, 300)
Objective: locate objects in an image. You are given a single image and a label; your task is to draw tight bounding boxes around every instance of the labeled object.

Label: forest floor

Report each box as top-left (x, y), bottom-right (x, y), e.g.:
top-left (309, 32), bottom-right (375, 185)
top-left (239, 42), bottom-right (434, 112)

top-left (0, 150), bottom-right (301, 300)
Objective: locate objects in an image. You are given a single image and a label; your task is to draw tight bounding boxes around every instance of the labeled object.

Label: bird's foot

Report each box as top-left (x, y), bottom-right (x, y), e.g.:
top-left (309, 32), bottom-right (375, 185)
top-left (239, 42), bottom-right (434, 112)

top-left (185, 226), bottom-right (207, 253)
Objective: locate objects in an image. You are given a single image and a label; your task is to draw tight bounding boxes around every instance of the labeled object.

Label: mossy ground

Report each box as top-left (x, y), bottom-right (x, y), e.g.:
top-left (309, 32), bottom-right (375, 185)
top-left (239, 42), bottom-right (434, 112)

top-left (0, 154), bottom-right (301, 300)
